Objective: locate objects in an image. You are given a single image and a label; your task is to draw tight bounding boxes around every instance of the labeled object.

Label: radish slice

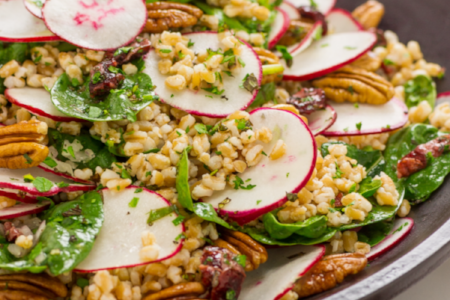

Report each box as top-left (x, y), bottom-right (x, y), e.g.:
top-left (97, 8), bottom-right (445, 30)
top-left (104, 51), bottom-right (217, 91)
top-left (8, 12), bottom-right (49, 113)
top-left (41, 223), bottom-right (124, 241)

top-left (282, 31), bottom-right (376, 81)
top-left (367, 218), bottom-right (414, 261)
top-left (0, 167), bottom-right (94, 203)
top-left (327, 8), bottom-right (363, 33)
top-left (24, 0), bottom-right (44, 19)
top-left (277, 2), bottom-right (323, 56)
top-left (75, 187), bottom-right (184, 272)
top-left (38, 165), bottom-right (93, 185)
top-left (5, 88), bottom-right (84, 123)
top-left (202, 108), bottom-right (316, 225)
top-left (143, 32), bottom-right (262, 118)
top-left (0, 201), bottom-right (51, 220)
top-left (306, 105), bottom-right (337, 136)
top-left (436, 91), bottom-right (450, 106)
top-left (42, 0), bottom-right (147, 51)
top-left (285, 0), bottom-right (336, 15)
top-left (268, 8), bottom-right (290, 49)
top-left (240, 245), bottom-right (325, 300)
top-left (322, 98), bottom-right (408, 136)
top-left (0, 0), bottom-right (59, 42)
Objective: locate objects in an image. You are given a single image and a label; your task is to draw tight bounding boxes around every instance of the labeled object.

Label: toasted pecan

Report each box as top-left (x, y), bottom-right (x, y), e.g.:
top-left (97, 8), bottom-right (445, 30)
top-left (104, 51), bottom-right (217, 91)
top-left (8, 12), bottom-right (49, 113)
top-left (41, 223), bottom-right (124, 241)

top-left (0, 290), bottom-right (48, 300)
top-left (143, 282), bottom-right (205, 300)
top-left (0, 142), bottom-right (49, 169)
top-left (0, 281), bottom-right (54, 299)
top-left (0, 120), bottom-right (47, 146)
top-left (145, 2), bottom-right (203, 33)
top-left (352, 0), bottom-right (385, 29)
top-left (0, 274), bottom-right (67, 298)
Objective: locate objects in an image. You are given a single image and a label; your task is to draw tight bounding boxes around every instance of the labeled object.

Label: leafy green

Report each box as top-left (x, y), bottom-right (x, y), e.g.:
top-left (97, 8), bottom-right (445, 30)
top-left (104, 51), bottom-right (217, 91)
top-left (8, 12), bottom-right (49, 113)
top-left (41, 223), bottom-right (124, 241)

top-left (249, 82), bottom-right (276, 108)
top-left (147, 206), bottom-right (176, 224)
top-left (51, 73), bottom-right (158, 122)
top-left (193, 1), bottom-right (248, 32)
top-left (176, 147), bottom-right (194, 211)
top-left (263, 212), bottom-right (327, 240)
top-left (47, 129), bottom-right (116, 171)
top-left (32, 177), bottom-right (54, 192)
top-left (0, 191), bottom-right (104, 275)
top-left (404, 75), bottom-right (436, 109)
top-left (193, 202), bottom-right (233, 229)
top-left (384, 124), bottom-right (450, 203)
top-left (0, 42), bottom-right (31, 66)
top-left (358, 219), bottom-right (394, 247)
top-left (358, 177), bottom-right (383, 198)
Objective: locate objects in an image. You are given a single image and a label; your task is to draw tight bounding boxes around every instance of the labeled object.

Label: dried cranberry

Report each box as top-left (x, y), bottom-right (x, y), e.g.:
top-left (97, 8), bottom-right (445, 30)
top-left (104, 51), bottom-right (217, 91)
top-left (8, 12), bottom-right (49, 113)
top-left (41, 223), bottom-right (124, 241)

top-left (334, 193), bottom-right (344, 208)
top-left (287, 87), bottom-right (327, 115)
top-left (4, 222), bottom-right (22, 242)
top-left (297, 6), bottom-right (328, 35)
top-left (199, 246), bottom-right (246, 300)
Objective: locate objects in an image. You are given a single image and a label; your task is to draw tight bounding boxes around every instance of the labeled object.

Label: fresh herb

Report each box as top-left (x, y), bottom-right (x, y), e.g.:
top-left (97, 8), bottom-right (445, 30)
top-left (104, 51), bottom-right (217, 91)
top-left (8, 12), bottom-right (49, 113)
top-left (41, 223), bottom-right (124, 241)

top-left (128, 197), bottom-right (140, 208)
top-left (23, 174), bottom-right (35, 183)
top-left (233, 255), bottom-right (246, 268)
top-left (159, 49), bottom-right (172, 53)
top-left (92, 72), bottom-right (102, 84)
top-left (77, 278), bottom-right (90, 289)
top-left (237, 57), bottom-right (246, 67)
top-left (57, 182), bottom-right (69, 188)
top-left (333, 162), bottom-right (343, 179)
top-left (135, 188), bottom-right (143, 193)
top-left (195, 123), bottom-right (208, 134)
top-left (286, 192), bottom-right (298, 202)
top-left (383, 58), bottom-right (395, 66)
top-left (187, 39), bottom-right (195, 47)
top-left (286, 173), bottom-right (290, 178)
top-left (23, 153), bottom-right (33, 164)
top-left (172, 215), bottom-right (185, 226)
top-left (67, 145), bottom-right (75, 159)
top-left (147, 206), bottom-right (176, 225)
top-left (356, 122), bottom-right (362, 131)
top-left (354, 103), bottom-right (359, 108)
top-left (256, 200), bottom-right (262, 205)
top-left (240, 73), bottom-right (259, 93)
top-left (233, 176), bottom-right (256, 190)
top-left (344, 46), bottom-right (357, 50)
top-left (202, 86), bottom-right (225, 95)
top-left (261, 151), bottom-right (267, 156)
top-left (275, 45), bottom-right (293, 68)
top-left (349, 183), bottom-right (357, 193)
top-left (348, 85), bottom-right (354, 95)
top-left (33, 177), bottom-right (53, 192)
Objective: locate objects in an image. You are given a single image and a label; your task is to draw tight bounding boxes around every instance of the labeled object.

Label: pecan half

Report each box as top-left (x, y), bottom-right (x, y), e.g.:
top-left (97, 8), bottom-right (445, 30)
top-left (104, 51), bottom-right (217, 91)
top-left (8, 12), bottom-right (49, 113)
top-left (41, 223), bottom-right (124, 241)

top-left (0, 281), bottom-right (54, 299)
top-left (254, 47), bottom-right (283, 85)
top-left (0, 273), bottom-right (67, 298)
top-left (143, 282), bottom-right (205, 300)
top-left (145, 2), bottom-right (203, 33)
top-left (352, 0), bottom-right (385, 29)
top-left (0, 290), bottom-right (48, 300)
top-left (350, 52), bottom-right (382, 72)
top-left (293, 253), bottom-right (367, 298)
top-left (311, 66), bottom-right (395, 105)
top-left (0, 142), bottom-right (48, 169)
top-left (218, 228), bottom-right (268, 271)
top-left (0, 120), bottom-right (47, 146)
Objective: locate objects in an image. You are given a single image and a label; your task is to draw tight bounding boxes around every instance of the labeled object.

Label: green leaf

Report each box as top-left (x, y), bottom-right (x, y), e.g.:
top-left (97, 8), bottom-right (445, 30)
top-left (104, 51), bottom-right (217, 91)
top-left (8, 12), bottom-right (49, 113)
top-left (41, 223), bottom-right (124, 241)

top-left (193, 202), bottom-right (233, 229)
top-left (51, 73), bottom-right (158, 122)
top-left (263, 212), bottom-right (327, 240)
top-left (32, 177), bottom-right (54, 192)
top-left (249, 82), bottom-right (276, 108)
top-left (358, 177), bottom-right (382, 198)
top-left (176, 148), bottom-right (194, 211)
top-left (0, 191), bottom-right (104, 275)
top-left (357, 219), bottom-right (394, 247)
top-left (147, 206), bottom-right (176, 225)
top-left (42, 156), bottom-right (57, 168)
top-left (404, 74), bottom-right (436, 109)
top-left (128, 197), bottom-right (139, 208)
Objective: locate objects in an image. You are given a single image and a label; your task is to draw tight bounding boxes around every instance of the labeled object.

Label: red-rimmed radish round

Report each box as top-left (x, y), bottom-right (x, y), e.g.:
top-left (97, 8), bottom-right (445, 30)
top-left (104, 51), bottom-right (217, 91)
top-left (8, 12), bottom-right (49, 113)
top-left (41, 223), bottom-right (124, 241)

top-left (38, 165), bottom-right (94, 185)
top-left (0, 0), bottom-right (59, 42)
top-left (367, 218), bottom-right (414, 261)
top-left (143, 32), bottom-right (262, 118)
top-left (75, 186), bottom-right (184, 272)
top-left (322, 98), bottom-right (408, 136)
top-left (202, 108), bottom-right (316, 225)
top-left (285, 0), bottom-right (336, 15)
top-left (268, 8), bottom-right (290, 49)
top-left (0, 201), bottom-right (51, 220)
top-left (280, 1), bottom-right (300, 20)
top-left (5, 88), bottom-right (84, 123)
top-left (24, 0), bottom-right (44, 18)
top-left (282, 31), bottom-right (376, 81)
top-left (0, 167), bottom-right (94, 203)
top-left (436, 91), bottom-right (450, 106)
top-left (327, 8), bottom-right (363, 33)
top-left (42, 0), bottom-right (147, 51)
top-left (240, 245), bottom-right (325, 300)
top-left (306, 105), bottom-right (337, 136)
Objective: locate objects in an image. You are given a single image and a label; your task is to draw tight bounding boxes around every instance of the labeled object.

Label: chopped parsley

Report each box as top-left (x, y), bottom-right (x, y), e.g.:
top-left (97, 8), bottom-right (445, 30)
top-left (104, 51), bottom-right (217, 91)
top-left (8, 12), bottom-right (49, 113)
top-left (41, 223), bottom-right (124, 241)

top-left (233, 176), bottom-right (256, 190)
top-left (202, 86), bottom-right (225, 95)
top-left (356, 122), bottom-right (362, 131)
top-left (333, 162), bottom-right (343, 179)
top-left (135, 188), bottom-right (143, 193)
top-left (57, 182), bottom-right (69, 188)
top-left (67, 146), bottom-right (75, 159)
top-left (354, 103), bottom-right (359, 108)
top-left (42, 156), bottom-right (57, 168)
top-left (233, 254), bottom-right (246, 268)
top-left (33, 177), bottom-right (53, 192)
top-left (275, 45), bottom-right (293, 68)
top-left (256, 200), bottom-right (262, 205)
top-left (195, 123), bottom-right (208, 134)
top-left (348, 85), bottom-right (354, 95)
top-left (159, 49), bottom-right (172, 53)
top-left (172, 215), bottom-right (185, 226)
top-left (23, 154), bottom-right (33, 164)
top-left (240, 73), bottom-right (259, 93)
top-left (128, 197), bottom-right (140, 208)
top-left (349, 183), bottom-right (357, 193)
top-left (286, 192), bottom-right (298, 202)
top-left (344, 46), bottom-right (357, 50)
top-left (187, 39), bottom-right (195, 47)
top-left (383, 58), bottom-right (395, 66)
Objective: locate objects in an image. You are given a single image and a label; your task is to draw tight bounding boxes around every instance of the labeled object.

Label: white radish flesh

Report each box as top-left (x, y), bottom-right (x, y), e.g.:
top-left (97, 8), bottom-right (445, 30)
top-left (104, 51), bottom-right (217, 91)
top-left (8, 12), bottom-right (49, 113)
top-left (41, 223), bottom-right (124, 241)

top-left (327, 8), bottom-right (363, 33)
top-left (436, 92), bottom-right (450, 106)
top-left (0, 0), bottom-right (58, 42)
top-left (279, 1), bottom-right (300, 20)
top-left (268, 8), bottom-right (290, 49)
top-left (202, 108), bottom-right (316, 225)
top-left (0, 201), bottom-right (51, 220)
top-left (42, 0), bottom-right (147, 51)
top-left (323, 98), bottom-right (408, 136)
top-left (240, 245), bottom-right (325, 300)
top-left (24, 0), bottom-right (44, 19)
top-left (143, 32), bottom-right (262, 118)
top-left (367, 218), bottom-right (414, 261)
top-left (5, 88), bottom-right (83, 122)
top-left (306, 105), bottom-right (337, 136)
top-left (285, 0), bottom-right (336, 15)
top-left (75, 187), bottom-right (184, 272)
top-left (282, 31), bottom-right (377, 81)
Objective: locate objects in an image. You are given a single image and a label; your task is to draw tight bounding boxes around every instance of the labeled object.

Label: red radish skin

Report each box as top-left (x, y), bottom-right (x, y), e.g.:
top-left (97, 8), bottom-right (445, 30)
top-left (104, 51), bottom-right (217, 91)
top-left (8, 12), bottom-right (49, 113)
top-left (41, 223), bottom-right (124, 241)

top-left (0, 0), bottom-right (60, 43)
top-left (367, 218), bottom-right (414, 261)
top-left (143, 32), bottom-right (263, 118)
top-left (280, 1), bottom-right (300, 20)
top-left (268, 8), bottom-right (290, 49)
top-left (327, 8), bottom-right (363, 33)
top-left (0, 201), bottom-right (51, 220)
top-left (24, 0), bottom-right (43, 19)
top-left (286, 0), bottom-right (336, 16)
top-left (38, 165), bottom-right (94, 185)
top-left (42, 0), bottom-right (147, 51)
top-left (283, 31), bottom-right (377, 81)
top-left (75, 186), bottom-right (185, 272)
top-left (306, 104), bottom-right (337, 136)
top-left (202, 108), bottom-right (317, 225)
top-left (0, 168), bottom-right (95, 203)
top-left (240, 245), bottom-right (325, 300)
top-left (436, 91), bottom-right (450, 106)
top-left (323, 98), bottom-right (408, 136)
top-left (5, 88), bottom-right (84, 123)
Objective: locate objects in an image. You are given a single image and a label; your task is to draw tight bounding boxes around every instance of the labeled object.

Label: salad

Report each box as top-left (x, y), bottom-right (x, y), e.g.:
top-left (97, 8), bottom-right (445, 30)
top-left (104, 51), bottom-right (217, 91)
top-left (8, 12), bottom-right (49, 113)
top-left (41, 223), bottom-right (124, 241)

top-left (0, 0), bottom-right (446, 299)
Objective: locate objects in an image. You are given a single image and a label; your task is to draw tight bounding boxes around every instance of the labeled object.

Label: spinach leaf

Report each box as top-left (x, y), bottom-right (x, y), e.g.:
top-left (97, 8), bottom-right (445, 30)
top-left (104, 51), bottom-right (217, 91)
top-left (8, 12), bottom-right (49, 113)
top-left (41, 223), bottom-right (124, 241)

top-left (358, 177), bottom-right (383, 198)
top-left (176, 148), bottom-right (194, 211)
top-left (404, 75), bottom-right (436, 109)
top-left (0, 43), bottom-right (31, 66)
top-left (193, 1), bottom-right (248, 32)
top-left (0, 191), bottom-right (104, 275)
top-left (193, 202), bottom-right (233, 229)
top-left (384, 124), bottom-right (450, 203)
top-left (47, 129), bottom-right (116, 171)
top-left (51, 73), bottom-right (158, 122)
top-left (262, 212), bottom-right (327, 240)
top-left (357, 219), bottom-right (394, 247)
top-left (249, 82), bottom-right (276, 109)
